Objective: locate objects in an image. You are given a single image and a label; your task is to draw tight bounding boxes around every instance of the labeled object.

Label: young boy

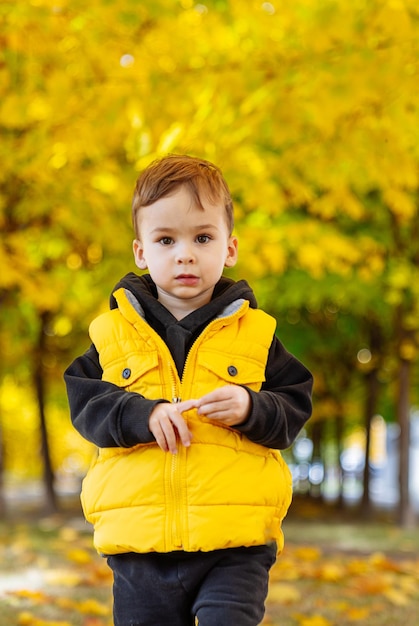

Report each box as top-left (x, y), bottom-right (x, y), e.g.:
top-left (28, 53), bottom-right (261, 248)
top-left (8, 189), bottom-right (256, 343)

top-left (64, 154), bottom-right (313, 626)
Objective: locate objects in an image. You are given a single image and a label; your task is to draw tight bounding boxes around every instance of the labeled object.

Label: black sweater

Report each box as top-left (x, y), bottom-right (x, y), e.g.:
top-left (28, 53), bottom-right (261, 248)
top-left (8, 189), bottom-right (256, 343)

top-left (64, 273), bottom-right (313, 450)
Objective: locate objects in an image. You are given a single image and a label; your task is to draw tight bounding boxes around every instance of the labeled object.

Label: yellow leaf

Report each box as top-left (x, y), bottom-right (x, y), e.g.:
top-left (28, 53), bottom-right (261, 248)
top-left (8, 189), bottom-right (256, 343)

top-left (12, 589), bottom-right (49, 603)
top-left (66, 548), bottom-right (93, 565)
top-left (77, 598), bottom-right (110, 616)
top-left (353, 573), bottom-right (391, 595)
top-left (28, 96), bottom-right (51, 122)
top-left (91, 173), bottom-right (119, 195)
top-left (293, 546), bottom-right (322, 562)
top-left (297, 244), bottom-right (325, 279)
top-left (158, 123), bottom-right (183, 153)
top-left (384, 588), bottom-right (410, 606)
top-left (45, 569), bottom-right (83, 587)
top-left (267, 582), bottom-right (301, 605)
top-left (18, 613), bottom-right (36, 626)
top-left (384, 188), bottom-right (415, 220)
top-left (346, 607), bottom-right (372, 620)
top-left (316, 562), bottom-right (346, 582)
top-left (54, 597), bottom-right (77, 611)
top-left (35, 621), bottom-right (71, 626)
top-left (18, 615), bottom-right (71, 626)
top-left (329, 600), bottom-right (350, 612)
top-left (368, 552), bottom-right (389, 566)
top-left (294, 615), bottom-right (333, 626)
top-left (270, 557), bottom-right (300, 581)
top-left (347, 559), bottom-right (370, 575)
top-left (399, 574), bottom-right (419, 594)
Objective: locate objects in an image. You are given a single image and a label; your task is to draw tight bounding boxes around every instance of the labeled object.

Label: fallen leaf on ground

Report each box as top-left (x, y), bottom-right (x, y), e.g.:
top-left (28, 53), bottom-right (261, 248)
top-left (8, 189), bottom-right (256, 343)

top-left (267, 582), bottom-right (301, 604)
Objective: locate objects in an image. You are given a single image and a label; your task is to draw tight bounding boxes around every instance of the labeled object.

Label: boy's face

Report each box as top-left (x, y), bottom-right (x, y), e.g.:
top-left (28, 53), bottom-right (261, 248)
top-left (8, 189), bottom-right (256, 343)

top-left (133, 185), bottom-right (238, 320)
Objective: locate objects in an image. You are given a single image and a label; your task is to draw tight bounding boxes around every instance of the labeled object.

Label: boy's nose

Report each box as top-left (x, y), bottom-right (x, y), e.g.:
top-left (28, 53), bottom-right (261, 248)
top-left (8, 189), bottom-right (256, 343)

top-left (176, 254), bottom-right (194, 264)
top-left (176, 245), bottom-right (195, 264)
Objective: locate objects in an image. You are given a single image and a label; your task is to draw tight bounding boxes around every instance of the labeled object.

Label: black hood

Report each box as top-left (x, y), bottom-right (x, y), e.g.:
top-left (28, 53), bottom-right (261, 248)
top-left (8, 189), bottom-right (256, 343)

top-left (110, 272), bottom-right (257, 315)
top-left (109, 272), bottom-right (258, 377)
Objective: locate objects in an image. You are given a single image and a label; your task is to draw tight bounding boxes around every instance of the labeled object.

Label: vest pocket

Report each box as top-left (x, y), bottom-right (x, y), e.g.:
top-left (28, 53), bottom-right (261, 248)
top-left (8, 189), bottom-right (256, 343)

top-left (197, 351), bottom-right (266, 389)
top-left (102, 351), bottom-right (159, 388)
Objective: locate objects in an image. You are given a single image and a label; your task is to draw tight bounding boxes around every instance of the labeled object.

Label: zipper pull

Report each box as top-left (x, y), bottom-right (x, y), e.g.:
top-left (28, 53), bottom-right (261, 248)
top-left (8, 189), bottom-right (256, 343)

top-left (172, 396), bottom-right (182, 403)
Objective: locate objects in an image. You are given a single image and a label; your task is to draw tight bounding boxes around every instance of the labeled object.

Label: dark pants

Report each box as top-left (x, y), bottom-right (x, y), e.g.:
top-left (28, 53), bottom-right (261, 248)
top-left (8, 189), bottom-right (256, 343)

top-left (107, 543), bottom-right (277, 626)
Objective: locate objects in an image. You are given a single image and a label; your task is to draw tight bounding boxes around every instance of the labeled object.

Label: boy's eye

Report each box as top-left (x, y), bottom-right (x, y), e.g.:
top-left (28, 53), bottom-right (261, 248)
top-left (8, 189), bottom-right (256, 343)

top-left (159, 237), bottom-right (173, 245)
top-left (197, 234), bottom-right (211, 244)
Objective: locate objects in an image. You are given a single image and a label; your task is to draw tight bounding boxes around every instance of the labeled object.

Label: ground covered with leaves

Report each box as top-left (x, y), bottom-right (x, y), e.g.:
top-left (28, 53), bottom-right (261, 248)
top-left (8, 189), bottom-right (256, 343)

top-left (1, 500), bottom-right (418, 626)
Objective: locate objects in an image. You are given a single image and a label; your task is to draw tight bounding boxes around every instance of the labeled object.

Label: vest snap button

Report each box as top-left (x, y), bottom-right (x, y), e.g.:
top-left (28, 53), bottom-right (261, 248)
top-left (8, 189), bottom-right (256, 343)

top-left (122, 368), bottom-right (131, 379)
top-left (228, 365), bottom-right (238, 377)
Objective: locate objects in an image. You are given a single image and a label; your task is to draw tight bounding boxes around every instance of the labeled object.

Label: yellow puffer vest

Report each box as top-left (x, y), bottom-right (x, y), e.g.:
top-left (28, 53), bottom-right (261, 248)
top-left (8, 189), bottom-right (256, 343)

top-left (81, 288), bottom-right (292, 555)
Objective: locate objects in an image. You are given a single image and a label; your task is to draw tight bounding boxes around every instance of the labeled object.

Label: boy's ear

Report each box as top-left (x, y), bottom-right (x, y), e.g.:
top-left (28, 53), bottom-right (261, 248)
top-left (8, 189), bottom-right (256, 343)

top-left (224, 235), bottom-right (238, 268)
top-left (133, 239), bottom-right (148, 270)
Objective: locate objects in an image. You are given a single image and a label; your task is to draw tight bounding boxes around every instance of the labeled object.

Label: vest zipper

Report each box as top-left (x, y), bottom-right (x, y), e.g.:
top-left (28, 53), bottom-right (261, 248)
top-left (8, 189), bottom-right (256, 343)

top-left (168, 362), bottom-right (183, 548)
top-left (165, 305), bottom-right (246, 550)
top-left (180, 309), bottom-right (242, 389)
top-left (170, 451), bottom-right (183, 549)
top-left (167, 357), bottom-right (181, 403)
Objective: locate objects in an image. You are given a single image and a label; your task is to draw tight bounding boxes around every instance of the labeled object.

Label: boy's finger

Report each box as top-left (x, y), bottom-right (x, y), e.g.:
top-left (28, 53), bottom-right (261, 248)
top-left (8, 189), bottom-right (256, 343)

top-left (172, 410), bottom-right (192, 448)
top-left (151, 423), bottom-right (169, 453)
top-left (198, 401), bottom-right (225, 417)
top-left (160, 418), bottom-right (179, 454)
top-left (197, 394), bottom-right (230, 415)
top-left (196, 387), bottom-right (231, 408)
top-left (176, 398), bottom-right (198, 413)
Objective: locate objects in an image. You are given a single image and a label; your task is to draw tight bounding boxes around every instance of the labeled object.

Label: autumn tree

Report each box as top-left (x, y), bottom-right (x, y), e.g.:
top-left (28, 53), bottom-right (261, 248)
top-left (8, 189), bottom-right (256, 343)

top-left (1, 0), bottom-right (418, 523)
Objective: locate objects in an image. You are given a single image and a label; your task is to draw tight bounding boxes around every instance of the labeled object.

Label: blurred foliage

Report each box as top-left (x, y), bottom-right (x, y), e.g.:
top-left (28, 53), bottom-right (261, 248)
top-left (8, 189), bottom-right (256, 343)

top-left (0, 0), bottom-right (418, 481)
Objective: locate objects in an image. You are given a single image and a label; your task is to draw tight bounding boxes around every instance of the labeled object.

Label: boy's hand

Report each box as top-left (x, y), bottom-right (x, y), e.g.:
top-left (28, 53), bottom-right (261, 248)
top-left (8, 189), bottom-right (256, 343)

top-left (149, 399), bottom-right (196, 454)
top-left (196, 385), bottom-right (251, 426)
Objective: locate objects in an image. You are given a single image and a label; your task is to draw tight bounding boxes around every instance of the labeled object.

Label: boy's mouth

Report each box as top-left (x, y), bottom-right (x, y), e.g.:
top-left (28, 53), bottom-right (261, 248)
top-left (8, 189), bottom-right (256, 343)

top-left (175, 274), bottom-right (199, 286)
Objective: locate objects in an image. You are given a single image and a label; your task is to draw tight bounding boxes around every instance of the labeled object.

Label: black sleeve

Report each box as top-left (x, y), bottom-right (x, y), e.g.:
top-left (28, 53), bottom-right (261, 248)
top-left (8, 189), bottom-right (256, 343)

top-left (64, 344), bottom-right (168, 448)
top-left (235, 336), bottom-right (313, 450)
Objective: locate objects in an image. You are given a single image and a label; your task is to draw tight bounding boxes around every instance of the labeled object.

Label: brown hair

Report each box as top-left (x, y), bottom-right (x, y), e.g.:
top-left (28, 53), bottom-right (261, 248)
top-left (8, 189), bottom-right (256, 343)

top-left (132, 154), bottom-right (234, 238)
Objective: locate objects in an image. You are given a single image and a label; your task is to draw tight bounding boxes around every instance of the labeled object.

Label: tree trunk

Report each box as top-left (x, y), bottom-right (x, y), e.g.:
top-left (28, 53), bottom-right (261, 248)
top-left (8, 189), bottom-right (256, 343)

top-left (0, 306), bottom-right (6, 517)
top-left (397, 356), bottom-right (415, 528)
top-left (361, 322), bottom-right (383, 516)
top-left (335, 413), bottom-right (345, 510)
top-left (33, 311), bottom-right (58, 514)
top-left (0, 424), bottom-right (6, 517)
top-left (361, 367), bottom-right (379, 516)
top-left (310, 419), bottom-right (324, 499)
